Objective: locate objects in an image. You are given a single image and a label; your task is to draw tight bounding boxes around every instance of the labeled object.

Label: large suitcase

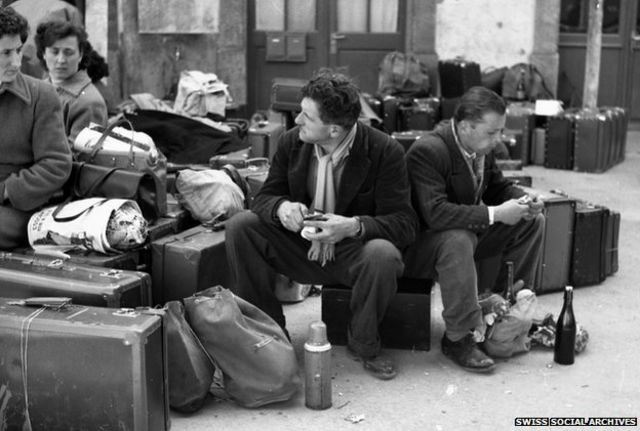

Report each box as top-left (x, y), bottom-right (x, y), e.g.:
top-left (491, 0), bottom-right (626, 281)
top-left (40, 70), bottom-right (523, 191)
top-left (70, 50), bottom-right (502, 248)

top-left (0, 252), bottom-right (152, 307)
top-left (438, 59), bottom-right (481, 98)
top-left (570, 202), bottom-right (606, 287)
top-left (0, 299), bottom-right (169, 430)
top-left (321, 278), bottom-right (433, 351)
top-left (248, 121), bottom-right (285, 162)
top-left (520, 188), bottom-right (576, 294)
top-left (151, 225), bottom-right (229, 305)
top-left (545, 111), bottom-right (575, 170)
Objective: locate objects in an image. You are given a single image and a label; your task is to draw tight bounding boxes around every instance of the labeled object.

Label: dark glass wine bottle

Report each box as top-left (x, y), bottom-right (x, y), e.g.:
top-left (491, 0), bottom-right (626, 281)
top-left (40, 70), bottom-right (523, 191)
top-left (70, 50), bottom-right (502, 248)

top-left (516, 68), bottom-right (526, 101)
top-left (554, 285), bottom-right (576, 365)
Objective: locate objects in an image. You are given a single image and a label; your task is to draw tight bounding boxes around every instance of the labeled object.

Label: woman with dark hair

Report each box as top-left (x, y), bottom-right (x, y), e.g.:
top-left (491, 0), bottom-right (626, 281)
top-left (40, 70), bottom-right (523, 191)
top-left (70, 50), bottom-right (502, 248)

top-left (35, 19), bottom-right (107, 144)
top-left (0, 7), bottom-right (71, 249)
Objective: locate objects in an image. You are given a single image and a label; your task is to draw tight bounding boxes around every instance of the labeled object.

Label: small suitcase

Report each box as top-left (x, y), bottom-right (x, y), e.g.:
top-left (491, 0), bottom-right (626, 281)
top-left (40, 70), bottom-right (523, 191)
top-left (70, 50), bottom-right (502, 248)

top-left (570, 202), bottom-right (606, 287)
top-left (398, 98), bottom-right (439, 132)
top-left (321, 278), bottom-right (433, 351)
top-left (520, 187), bottom-right (576, 294)
top-left (270, 77), bottom-right (305, 112)
top-left (248, 121), bottom-right (285, 162)
top-left (0, 299), bottom-right (169, 431)
top-left (381, 95), bottom-right (408, 133)
top-left (438, 59), bottom-right (481, 98)
top-left (151, 225), bottom-right (230, 305)
top-left (545, 112), bottom-right (575, 170)
top-left (0, 251), bottom-right (152, 307)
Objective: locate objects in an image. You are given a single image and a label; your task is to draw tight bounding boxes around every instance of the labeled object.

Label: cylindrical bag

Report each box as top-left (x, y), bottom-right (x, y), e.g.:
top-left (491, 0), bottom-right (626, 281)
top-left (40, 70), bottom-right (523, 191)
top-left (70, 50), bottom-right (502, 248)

top-left (27, 198), bottom-right (146, 254)
top-left (74, 119), bottom-right (167, 217)
top-left (184, 286), bottom-right (300, 408)
top-left (165, 300), bottom-right (217, 413)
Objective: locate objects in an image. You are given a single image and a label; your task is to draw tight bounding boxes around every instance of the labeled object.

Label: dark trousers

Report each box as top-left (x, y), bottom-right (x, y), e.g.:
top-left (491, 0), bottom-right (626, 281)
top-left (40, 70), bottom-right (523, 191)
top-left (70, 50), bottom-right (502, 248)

top-left (0, 205), bottom-right (31, 250)
top-left (403, 214), bottom-right (544, 341)
top-left (225, 211), bottom-right (404, 357)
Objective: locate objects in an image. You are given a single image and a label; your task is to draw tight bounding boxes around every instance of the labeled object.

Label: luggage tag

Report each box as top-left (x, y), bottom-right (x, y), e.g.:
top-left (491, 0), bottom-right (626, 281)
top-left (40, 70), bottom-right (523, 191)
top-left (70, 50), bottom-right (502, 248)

top-left (8, 297), bottom-right (73, 309)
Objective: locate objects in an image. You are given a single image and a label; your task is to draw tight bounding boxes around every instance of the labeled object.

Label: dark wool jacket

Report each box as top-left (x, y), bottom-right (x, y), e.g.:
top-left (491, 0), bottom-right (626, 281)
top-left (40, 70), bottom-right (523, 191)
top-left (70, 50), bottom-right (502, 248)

top-left (252, 122), bottom-right (418, 249)
top-left (0, 73), bottom-right (72, 212)
top-left (405, 121), bottom-right (525, 233)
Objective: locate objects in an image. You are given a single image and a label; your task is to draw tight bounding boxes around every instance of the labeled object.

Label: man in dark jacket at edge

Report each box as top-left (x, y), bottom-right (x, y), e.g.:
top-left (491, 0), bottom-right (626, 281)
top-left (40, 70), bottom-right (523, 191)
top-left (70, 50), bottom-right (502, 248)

top-left (226, 70), bottom-right (418, 380)
top-left (403, 86), bottom-right (545, 373)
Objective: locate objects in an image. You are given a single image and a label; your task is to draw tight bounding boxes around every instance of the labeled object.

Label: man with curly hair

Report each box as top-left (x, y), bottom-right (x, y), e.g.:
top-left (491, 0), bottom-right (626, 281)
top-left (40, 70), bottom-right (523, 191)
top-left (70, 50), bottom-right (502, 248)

top-left (0, 6), bottom-right (71, 249)
top-left (226, 70), bottom-right (417, 380)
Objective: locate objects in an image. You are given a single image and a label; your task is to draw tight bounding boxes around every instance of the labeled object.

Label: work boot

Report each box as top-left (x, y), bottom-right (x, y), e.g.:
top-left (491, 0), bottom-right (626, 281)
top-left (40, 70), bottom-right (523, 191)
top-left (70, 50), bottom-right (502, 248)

top-left (441, 333), bottom-right (495, 373)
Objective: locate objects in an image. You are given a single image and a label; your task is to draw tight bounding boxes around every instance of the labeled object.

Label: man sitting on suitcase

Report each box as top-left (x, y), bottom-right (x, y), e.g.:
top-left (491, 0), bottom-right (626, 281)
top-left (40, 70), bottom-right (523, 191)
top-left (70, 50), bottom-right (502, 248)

top-left (403, 86), bottom-right (544, 373)
top-left (226, 70), bottom-right (417, 380)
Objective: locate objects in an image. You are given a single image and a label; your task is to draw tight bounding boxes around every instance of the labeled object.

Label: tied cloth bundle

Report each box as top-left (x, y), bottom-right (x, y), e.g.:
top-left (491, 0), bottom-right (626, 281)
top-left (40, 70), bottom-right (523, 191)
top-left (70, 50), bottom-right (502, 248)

top-left (304, 124), bottom-right (356, 266)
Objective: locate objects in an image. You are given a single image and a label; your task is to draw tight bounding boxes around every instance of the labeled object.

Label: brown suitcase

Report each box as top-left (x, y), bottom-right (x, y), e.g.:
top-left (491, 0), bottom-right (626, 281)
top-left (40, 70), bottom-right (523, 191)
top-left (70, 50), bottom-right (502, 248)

top-left (0, 299), bottom-right (169, 430)
top-left (520, 188), bottom-right (576, 294)
top-left (0, 251), bottom-right (152, 307)
top-left (151, 225), bottom-right (230, 305)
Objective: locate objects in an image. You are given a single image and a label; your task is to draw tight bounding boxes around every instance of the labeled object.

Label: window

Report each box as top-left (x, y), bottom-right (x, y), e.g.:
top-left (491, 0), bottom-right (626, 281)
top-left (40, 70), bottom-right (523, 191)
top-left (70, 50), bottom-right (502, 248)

top-left (337, 0), bottom-right (398, 33)
top-left (255, 0), bottom-right (316, 31)
top-left (560, 0), bottom-right (621, 34)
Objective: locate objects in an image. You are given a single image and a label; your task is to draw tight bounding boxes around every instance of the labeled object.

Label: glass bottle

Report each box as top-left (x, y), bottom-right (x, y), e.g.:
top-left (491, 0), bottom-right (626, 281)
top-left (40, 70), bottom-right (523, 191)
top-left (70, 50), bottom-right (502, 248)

top-left (554, 285), bottom-right (576, 365)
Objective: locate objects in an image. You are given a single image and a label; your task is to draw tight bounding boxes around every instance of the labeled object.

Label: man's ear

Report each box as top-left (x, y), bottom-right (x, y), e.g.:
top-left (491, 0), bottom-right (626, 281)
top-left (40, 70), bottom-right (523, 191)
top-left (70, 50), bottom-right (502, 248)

top-left (328, 125), bottom-right (344, 138)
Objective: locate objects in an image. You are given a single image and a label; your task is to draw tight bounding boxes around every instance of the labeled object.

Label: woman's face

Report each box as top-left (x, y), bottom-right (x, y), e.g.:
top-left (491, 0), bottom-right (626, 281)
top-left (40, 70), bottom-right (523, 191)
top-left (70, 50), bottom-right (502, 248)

top-left (44, 35), bottom-right (82, 82)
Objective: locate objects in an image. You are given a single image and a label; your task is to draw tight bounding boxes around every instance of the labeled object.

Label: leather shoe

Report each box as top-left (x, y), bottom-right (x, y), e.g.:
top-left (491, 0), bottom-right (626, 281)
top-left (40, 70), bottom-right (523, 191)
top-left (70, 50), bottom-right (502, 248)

top-left (347, 346), bottom-right (397, 380)
top-left (441, 334), bottom-right (495, 373)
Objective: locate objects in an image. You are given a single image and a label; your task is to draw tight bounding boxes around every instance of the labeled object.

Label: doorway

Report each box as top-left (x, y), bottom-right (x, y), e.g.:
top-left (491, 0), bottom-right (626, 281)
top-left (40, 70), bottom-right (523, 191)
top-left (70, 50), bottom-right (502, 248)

top-left (558, 0), bottom-right (640, 120)
top-left (247, 0), bottom-right (406, 116)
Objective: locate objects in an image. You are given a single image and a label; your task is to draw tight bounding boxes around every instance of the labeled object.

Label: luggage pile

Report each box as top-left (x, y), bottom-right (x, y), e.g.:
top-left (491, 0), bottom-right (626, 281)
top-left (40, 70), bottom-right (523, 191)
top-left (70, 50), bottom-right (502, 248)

top-left (503, 101), bottom-right (628, 173)
top-left (0, 93), bottom-right (302, 427)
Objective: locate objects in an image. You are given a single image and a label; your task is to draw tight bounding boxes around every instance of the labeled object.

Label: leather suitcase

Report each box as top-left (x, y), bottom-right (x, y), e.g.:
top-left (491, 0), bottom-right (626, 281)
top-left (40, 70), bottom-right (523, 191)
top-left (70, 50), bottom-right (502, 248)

top-left (438, 59), bottom-right (481, 98)
top-left (381, 95), bottom-right (407, 133)
top-left (439, 96), bottom-right (460, 120)
top-left (321, 278), bottom-right (433, 351)
top-left (248, 121), bottom-right (285, 162)
top-left (520, 187), bottom-right (576, 294)
top-left (0, 299), bottom-right (169, 430)
top-left (398, 98), bottom-right (440, 131)
top-left (151, 225), bottom-right (229, 305)
top-left (570, 202), bottom-right (606, 287)
top-left (15, 246), bottom-right (148, 272)
top-left (0, 252), bottom-right (152, 308)
top-left (391, 130), bottom-right (427, 153)
top-left (573, 110), bottom-right (607, 173)
top-left (270, 77), bottom-right (305, 112)
top-left (545, 112), bottom-right (575, 170)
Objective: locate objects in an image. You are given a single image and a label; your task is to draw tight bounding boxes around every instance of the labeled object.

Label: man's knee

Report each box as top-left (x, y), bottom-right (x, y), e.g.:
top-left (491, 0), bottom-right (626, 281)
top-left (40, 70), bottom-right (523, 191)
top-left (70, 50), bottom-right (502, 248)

top-left (438, 229), bottom-right (476, 256)
top-left (360, 239), bottom-right (404, 274)
top-left (225, 210), bottom-right (261, 237)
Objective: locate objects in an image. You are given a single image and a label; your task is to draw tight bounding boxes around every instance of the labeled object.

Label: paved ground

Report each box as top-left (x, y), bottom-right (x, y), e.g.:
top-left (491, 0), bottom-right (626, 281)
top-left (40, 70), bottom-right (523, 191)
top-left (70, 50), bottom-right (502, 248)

top-left (172, 128), bottom-right (640, 431)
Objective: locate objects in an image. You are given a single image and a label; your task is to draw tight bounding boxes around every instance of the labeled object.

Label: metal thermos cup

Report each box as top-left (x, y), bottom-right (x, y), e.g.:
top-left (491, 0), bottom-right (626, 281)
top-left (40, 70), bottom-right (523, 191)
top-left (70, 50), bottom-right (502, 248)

top-left (304, 321), bottom-right (332, 410)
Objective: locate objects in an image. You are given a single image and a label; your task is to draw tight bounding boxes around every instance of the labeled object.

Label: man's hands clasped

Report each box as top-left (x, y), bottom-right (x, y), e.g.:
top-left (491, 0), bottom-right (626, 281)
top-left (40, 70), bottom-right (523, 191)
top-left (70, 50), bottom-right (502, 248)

top-left (276, 200), bottom-right (359, 243)
top-left (494, 195), bottom-right (544, 225)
